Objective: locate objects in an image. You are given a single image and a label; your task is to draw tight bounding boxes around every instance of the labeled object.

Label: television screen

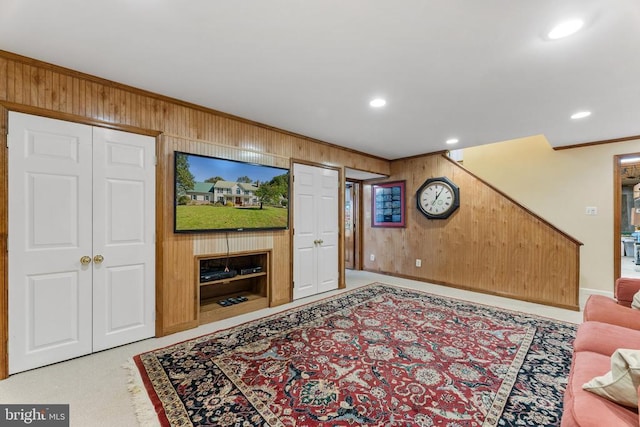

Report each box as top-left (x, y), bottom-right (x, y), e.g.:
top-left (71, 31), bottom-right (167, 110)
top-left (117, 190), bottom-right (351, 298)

top-left (174, 151), bottom-right (289, 232)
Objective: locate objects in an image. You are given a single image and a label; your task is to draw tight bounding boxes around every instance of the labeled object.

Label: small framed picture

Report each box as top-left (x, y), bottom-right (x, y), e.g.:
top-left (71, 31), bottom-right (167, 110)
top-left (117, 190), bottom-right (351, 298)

top-left (371, 181), bottom-right (406, 227)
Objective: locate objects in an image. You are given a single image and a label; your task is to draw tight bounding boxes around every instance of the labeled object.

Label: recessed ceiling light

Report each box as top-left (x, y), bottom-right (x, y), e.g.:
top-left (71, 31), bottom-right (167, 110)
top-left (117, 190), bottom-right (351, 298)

top-left (571, 111), bottom-right (591, 119)
top-left (369, 98), bottom-right (386, 108)
top-left (446, 138), bottom-right (459, 145)
top-left (548, 19), bottom-right (584, 40)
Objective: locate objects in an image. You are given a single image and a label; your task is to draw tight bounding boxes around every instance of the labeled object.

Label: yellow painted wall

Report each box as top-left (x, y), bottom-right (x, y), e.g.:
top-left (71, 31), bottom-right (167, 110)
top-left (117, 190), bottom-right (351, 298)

top-left (463, 135), bottom-right (640, 294)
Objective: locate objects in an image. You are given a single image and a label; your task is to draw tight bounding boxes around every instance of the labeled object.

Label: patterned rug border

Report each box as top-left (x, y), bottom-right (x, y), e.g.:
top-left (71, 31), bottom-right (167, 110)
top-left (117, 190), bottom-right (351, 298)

top-left (482, 325), bottom-right (536, 426)
top-left (133, 282), bottom-right (577, 426)
top-left (125, 359), bottom-right (163, 427)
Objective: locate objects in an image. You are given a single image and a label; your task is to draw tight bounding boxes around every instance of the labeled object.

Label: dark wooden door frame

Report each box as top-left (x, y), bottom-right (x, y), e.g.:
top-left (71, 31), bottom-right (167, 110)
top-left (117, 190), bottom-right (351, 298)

top-left (345, 180), bottom-right (362, 270)
top-left (614, 153), bottom-right (640, 282)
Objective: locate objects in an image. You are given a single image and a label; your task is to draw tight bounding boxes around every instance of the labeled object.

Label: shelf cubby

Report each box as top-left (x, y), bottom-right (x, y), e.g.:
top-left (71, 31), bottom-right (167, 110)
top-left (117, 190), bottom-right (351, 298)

top-left (195, 250), bottom-right (270, 324)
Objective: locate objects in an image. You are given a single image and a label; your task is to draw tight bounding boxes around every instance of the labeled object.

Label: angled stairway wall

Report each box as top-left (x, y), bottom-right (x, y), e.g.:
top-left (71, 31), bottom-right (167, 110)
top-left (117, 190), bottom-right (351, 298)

top-left (363, 153), bottom-right (581, 310)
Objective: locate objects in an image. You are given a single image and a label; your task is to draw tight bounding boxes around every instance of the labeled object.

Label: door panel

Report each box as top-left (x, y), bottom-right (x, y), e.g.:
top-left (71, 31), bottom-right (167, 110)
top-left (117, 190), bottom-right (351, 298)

top-left (106, 179), bottom-right (145, 243)
top-left (18, 271), bottom-right (90, 372)
top-left (293, 164), bottom-right (318, 299)
top-left (318, 169), bottom-right (339, 293)
top-left (104, 264), bottom-right (145, 331)
top-left (92, 127), bottom-right (155, 351)
top-left (293, 163), bottom-right (339, 299)
top-left (29, 173), bottom-right (79, 248)
top-left (29, 272), bottom-right (82, 349)
top-left (8, 112), bottom-right (93, 374)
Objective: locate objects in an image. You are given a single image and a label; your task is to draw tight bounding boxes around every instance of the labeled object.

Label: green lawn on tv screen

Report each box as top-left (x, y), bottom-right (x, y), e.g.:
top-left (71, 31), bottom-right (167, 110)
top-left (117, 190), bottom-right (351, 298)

top-left (176, 205), bottom-right (288, 231)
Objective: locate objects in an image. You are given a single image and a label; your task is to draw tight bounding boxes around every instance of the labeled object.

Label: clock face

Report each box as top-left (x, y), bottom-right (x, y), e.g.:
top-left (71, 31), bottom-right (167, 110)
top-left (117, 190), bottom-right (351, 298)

top-left (416, 177), bottom-right (460, 219)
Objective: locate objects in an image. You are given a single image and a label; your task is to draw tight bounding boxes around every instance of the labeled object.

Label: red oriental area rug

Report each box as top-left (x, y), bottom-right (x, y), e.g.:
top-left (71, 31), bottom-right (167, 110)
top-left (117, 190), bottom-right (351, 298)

top-left (132, 283), bottom-right (576, 426)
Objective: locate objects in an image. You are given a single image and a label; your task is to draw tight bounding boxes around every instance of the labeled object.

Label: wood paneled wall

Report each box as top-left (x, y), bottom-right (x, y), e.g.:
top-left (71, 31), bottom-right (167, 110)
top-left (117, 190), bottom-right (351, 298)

top-left (0, 50), bottom-right (582, 380)
top-left (0, 51), bottom-right (390, 379)
top-left (363, 154), bottom-right (581, 310)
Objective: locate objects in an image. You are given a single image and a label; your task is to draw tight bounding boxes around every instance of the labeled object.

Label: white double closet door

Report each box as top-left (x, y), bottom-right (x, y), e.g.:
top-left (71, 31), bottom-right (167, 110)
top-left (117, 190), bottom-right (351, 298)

top-left (8, 112), bottom-right (156, 374)
top-left (292, 163), bottom-right (339, 300)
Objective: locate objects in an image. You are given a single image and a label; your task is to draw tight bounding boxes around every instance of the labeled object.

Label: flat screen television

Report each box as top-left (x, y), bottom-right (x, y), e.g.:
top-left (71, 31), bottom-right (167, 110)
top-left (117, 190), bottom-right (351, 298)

top-left (174, 151), bottom-right (289, 233)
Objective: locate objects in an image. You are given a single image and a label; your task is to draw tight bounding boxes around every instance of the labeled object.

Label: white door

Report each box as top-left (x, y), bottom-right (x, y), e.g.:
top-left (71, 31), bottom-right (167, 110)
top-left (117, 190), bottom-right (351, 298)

top-left (8, 113), bottom-right (94, 374)
top-left (292, 163), bottom-right (339, 300)
top-left (91, 127), bottom-right (155, 351)
top-left (8, 112), bottom-right (155, 374)
top-left (316, 169), bottom-right (339, 293)
top-left (293, 164), bottom-right (318, 299)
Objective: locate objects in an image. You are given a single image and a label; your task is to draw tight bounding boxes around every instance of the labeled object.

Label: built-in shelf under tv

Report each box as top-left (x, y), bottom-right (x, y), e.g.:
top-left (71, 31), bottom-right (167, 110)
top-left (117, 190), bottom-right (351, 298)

top-left (174, 151), bottom-right (289, 233)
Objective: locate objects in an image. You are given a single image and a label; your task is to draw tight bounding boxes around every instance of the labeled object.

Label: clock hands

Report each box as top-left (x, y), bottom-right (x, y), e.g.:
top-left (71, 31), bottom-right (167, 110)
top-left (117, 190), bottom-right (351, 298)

top-left (431, 186), bottom-right (443, 206)
top-left (435, 187), bottom-right (443, 200)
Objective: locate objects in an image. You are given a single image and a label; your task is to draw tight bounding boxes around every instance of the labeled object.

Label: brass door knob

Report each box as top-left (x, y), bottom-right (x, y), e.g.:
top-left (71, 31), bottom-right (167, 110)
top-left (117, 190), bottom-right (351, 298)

top-left (80, 256), bottom-right (92, 265)
top-left (93, 255), bottom-right (104, 264)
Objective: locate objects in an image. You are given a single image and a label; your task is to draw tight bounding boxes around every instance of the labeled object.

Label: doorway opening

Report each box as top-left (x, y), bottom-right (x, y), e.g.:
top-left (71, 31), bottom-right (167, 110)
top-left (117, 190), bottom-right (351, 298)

top-left (615, 153), bottom-right (640, 280)
top-left (343, 168), bottom-right (388, 271)
top-left (345, 181), bottom-right (361, 270)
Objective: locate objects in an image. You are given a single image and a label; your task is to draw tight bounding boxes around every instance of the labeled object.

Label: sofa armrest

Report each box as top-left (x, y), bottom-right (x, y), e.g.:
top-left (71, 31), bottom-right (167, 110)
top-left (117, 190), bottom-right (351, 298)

top-left (584, 295), bottom-right (640, 330)
top-left (616, 278), bottom-right (640, 307)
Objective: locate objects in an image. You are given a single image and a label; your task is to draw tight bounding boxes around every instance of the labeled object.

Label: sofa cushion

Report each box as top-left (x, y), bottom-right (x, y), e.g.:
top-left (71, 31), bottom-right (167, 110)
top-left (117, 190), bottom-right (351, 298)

top-left (574, 322), bottom-right (640, 356)
top-left (583, 349), bottom-right (640, 408)
top-left (583, 296), bottom-right (640, 331)
top-left (562, 351), bottom-right (638, 427)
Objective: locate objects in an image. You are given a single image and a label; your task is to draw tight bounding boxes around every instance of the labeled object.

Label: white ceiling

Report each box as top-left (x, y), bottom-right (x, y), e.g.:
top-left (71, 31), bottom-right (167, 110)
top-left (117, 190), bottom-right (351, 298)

top-left (1, 0), bottom-right (639, 159)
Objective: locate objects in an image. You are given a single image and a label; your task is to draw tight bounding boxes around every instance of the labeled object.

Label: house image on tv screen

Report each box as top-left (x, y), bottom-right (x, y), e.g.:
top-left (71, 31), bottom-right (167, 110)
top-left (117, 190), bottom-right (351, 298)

top-left (187, 181), bottom-right (260, 206)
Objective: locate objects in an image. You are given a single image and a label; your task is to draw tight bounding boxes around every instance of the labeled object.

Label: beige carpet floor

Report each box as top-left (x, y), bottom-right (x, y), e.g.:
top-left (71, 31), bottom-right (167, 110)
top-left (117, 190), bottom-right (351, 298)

top-left (0, 270), bottom-right (583, 427)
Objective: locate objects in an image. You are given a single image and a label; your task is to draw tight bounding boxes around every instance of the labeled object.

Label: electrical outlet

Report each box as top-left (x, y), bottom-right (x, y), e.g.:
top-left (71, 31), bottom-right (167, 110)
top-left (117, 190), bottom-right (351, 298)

top-left (370, 254), bottom-right (375, 261)
top-left (415, 259), bottom-right (422, 267)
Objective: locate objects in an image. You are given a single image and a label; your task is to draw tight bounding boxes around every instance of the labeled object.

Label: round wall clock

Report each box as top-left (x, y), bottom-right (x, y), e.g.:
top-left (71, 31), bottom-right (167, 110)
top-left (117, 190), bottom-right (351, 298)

top-left (416, 176), bottom-right (460, 219)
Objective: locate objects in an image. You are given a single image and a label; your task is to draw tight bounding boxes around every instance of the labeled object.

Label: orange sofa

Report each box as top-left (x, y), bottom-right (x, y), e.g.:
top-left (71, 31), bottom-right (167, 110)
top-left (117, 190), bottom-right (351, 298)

top-left (562, 278), bottom-right (640, 427)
